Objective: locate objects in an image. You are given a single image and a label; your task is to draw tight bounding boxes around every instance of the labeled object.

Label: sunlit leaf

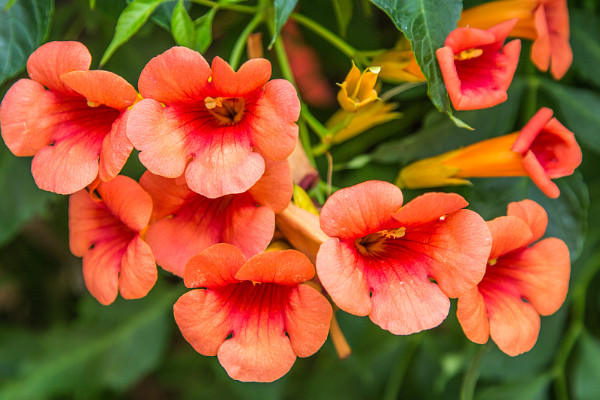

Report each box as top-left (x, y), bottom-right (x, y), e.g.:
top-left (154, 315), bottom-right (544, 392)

top-left (270, 0), bottom-right (298, 47)
top-left (171, 0), bottom-right (194, 47)
top-left (0, 0), bottom-right (53, 85)
top-left (193, 8), bottom-right (216, 53)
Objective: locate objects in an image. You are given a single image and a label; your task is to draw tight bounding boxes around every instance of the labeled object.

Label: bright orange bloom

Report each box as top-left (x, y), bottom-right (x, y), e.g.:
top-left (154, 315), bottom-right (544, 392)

top-left (316, 181), bottom-right (491, 335)
top-left (69, 175), bottom-right (157, 305)
top-left (126, 47), bottom-right (300, 199)
top-left (0, 41), bottom-right (137, 194)
top-left (140, 158), bottom-right (292, 277)
top-left (436, 19), bottom-right (521, 110)
top-left (397, 107), bottom-right (582, 198)
top-left (337, 62), bottom-right (380, 112)
top-left (174, 244), bottom-right (332, 382)
top-left (459, 0), bottom-right (571, 80)
top-left (457, 200), bottom-right (570, 356)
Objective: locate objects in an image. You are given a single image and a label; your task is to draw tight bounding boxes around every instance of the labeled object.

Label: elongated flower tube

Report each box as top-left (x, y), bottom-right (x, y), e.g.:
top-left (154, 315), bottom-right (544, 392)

top-left (372, 39), bottom-right (425, 83)
top-left (337, 62), bottom-right (381, 112)
top-left (396, 108), bottom-right (582, 198)
top-left (436, 19), bottom-right (521, 110)
top-left (327, 101), bottom-right (401, 144)
top-left (0, 41), bottom-right (137, 194)
top-left (127, 47), bottom-right (300, 199)
top-left (459, 0), bottom-right (571, 80)
top-left (140, 158), bottom-right (292, 277)
top-left (316, 181), bottom-right (491, 335)
top-left (457, 200), bottom-right (570, 356)
top-left (174, 244), bottom-right (332, 382)
top-left (69, 175), bottom-right (157, 305)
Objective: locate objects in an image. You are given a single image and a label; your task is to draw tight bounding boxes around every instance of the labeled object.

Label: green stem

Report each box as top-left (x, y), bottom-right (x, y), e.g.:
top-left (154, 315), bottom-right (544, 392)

top-left (301, 106), bottom-right (329, 140)
top-left (290, 12), bottom-right (369, 67)
top-left (460, 345), bottom-right (489, 400)
top-left (229, 12), bottom-right (264, 70)
top-left (380, 82), bottom-right (426, 101)
top-left (298, 118), bottom-right (316, 167)
top-left (190, 0), bottom-right (255, 13)
top-left (524, 74), bottom-right (540, 122)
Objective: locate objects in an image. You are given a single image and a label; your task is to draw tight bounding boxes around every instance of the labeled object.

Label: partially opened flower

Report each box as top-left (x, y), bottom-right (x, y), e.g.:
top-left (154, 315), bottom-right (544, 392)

top-left (0, 41), bottom-right (137, 194)
top-left (396, 107), bottom-right (582, 198)
top-left (316, 181), bottom-right (491, 335)
top-left (328, 101), bottom-right (401, 144)
top-left (140, 158), bottom-right (292, 277)
top-left (174, 244), bottom-right (332, 382)
top-left (337, 62), bottom-right (380, 112)
top-left (436, 19), bottom-right (521, 110)
top-left (69, 175), bottom-right (156, 305)
top-left (457, 200), bottom-right (570, 356)
top-left (127, 47), bottom-right (300, 199)
top-left (372, 38), bottom-right (425, 83)
top-left (459, 0), bottom-right (571, 80)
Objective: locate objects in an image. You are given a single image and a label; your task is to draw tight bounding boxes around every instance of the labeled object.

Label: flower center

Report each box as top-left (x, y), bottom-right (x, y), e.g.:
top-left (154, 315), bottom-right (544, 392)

top-left (354, 227), bottom-right (406, 257)
top-left (205, 96), bottom-right (245, 125)
top-left (454, 48), bottom-right (483, 61)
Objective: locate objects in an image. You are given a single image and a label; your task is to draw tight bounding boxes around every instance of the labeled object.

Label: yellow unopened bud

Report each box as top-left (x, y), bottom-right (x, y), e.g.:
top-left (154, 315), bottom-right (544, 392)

top-left (337, 62), bottom-right (380, 112)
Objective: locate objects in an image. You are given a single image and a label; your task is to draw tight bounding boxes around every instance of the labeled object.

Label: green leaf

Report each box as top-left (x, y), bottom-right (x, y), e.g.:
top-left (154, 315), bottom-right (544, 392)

top-left (193, 8), bottom-right (216, 53)
top-left (100, 0), bottom-right (166, 66)
top-left (0, 0), bottom-right (53, 85)
top-left (474, 374), bottom-right (552, 400)
top-left (572, 332), bottom-right (600, 400)
top-left (0, 286), bottom-right (178, 399)
top-left (270, 0), bottom-right (298, 47)
top-left (368, 0), bottom-right (461, 115)
top-left (171, 0), bottom-right (194, 47)
top-left (331, 0), bottom-right (353, 37)
top-left (539, 79), bottom-right (600, 154)
top-left (570, 9), bottom-right (600, 88)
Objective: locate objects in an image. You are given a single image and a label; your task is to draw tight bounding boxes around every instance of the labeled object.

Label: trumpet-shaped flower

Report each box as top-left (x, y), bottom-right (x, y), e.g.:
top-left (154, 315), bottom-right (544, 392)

top-left (436, 19), bottom-right (521, 110)
top-left (327, 101), bottom-right (401, 144)
top-left (0, 41), bottom-right (137, 194)
top-left (337, 62), bottom-right (380, 112)
top-left (126, 47), bottom-right (300, 199)
top-left (459, 0), bottom-right (571, 80)
top-left (315, 181), bottom-right (491, 335)
top-left (140, 158), bottom-right (292, 277)
top-left (457, 200), bottom-right (570, 356)
top-left (396, 107), bottom-right (582, 198)
top-left (174, 244), bottom-right (332, 382)
top-left (69, 175), bottom-right (156, 305)
top-left (372, 39), bottom-right (425, 83)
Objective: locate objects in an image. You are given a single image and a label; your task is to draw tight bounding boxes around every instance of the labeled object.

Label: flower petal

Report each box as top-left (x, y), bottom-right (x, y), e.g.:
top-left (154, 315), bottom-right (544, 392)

top-left (97, 175), bottom-right (152, 232)
top-left (119, 236), bottom-right (157, 299)
top-left (210, 57), bottom-right (272, 97)
top-left (68, 189), bottom-right (107, 256)
top-left (320, 180), bottom-right (403, 239)
top-left (138, 46), bottom-right (211, 104)
top-left (184, 243), bottom-right (245, 289)
top-left (139, 171), bottom-right (196, 220)
top-left (82, 238), bottom-right (127, 305)
top-left (98, 110), bottom-right (134, 182)
top-left (61, 70), bottom-right (137, 110)
top-left (457, 287), bottom-right (490, 344)
top-left (487, 215), bottom-right (534, 260)
top-left (392, 192), bottom-right (468, 226)
top-left (507, 199), bottom-right (548, 242)
top-left (235, 250), bottom-right (314, 285)
top-left (248, 158), bottom-right (293, 213)
top-left (521, 150), bottom-right (560, 198)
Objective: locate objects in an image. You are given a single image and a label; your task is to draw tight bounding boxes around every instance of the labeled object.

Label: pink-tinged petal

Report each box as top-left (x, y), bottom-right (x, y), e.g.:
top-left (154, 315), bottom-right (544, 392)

top-left (521, 150), bottom-right (560, 198)
top-left (119, 236), bottom-right (157, 299)
top-left (392, 192), bottom-right (468, 226)
top-left (235, 250), bottom-right (314, 285)
top-left (368, 259), bottom-right (450, 335)
top-left (457, 287), bottom-right (490, 344)
top-left (320, 180), bottom-right (403, 239)
top-left (487, 216), bottom-right (534, 260)
top-left (174, 289), bottom-right (232, 356)
top-left (531, 118), bottom-right (582, 178)
top-left (27, 41), bottom-right (91, 95)
top-left (284, 285), bottom-right (332, 357)
top-left (69, 189), bottom-right (110, 256)
top-left (31, 131), bottom-right (101, 194)
top-left (0, 80), bottom-right (61, 156)
top-left (549, 34), bottom-right (572, 80)
top-left (249, 79), bottom-right (300, 161)
top-left (485, 288), bottom-right (541, 356)
top-left (139, 171), bottom-right (196, 220)
top-left (138, 46), bottom-right (211, 103)
top-left (211, 57), bottom-right (272, 97)
top-left (223, 195), bottom-right (275, 259)
top-left (97, 175), bottom-right (152, 232)
top-left (127, 99), bottom-right (188, 178)
top-left (486, 17), bottom-right (519, 46)
top-left (248, 158), bottom-right (293, 213)
top-left (98, 110), bottom-right (134, 182)
top-left (217, 286), bottom-right (296, 382)
top-left (512, 107), bottom-right (554, 154)
top-left (531, 5), bottom-right (551, 73)
top-left (185, 128), bottom-right (265, 198)
top-left (316, 239), bottom-right (372, 316)
top-left (61, 70), bottom-right (137, 110)
top-left (500, 238), bottom-right (570, 316)
top-left (507, 199), bottom-right (548, 242)
top-left (444, 27), bottom-right (497, 52)
top-left (82, 238), bottom-right (127, 305)
top-left (184, 243), bottom-right (245, 289)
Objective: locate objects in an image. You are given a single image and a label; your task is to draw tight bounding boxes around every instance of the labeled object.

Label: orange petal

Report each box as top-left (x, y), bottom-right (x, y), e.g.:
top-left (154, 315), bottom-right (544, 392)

top-left (512, 107), bottom-right (554, 154)
top-left (531, 5), bottom-right (551, 73)
top-left (507, 199), bottom-right (548, 242)
top-left (210, 57), bottom-right (272, 97)
top-left (138, 46), bottom-right (211, 104)
top-left (119, 236), bottom-right (157, 299)
top-left (320, 180), bottom-right (403, 240)
top-left (139, 171), bottom-right (195, 220)
top-left (82, 237), bottom-right (127, 305)
top-left (284, 285), bottom-right (332, 357)
top-left (521, 150), bottom-right (560, 198)
top-left (392, 192), bottom-right (468, 226)
top-left (248, 158), bottom-right (293, 214)
top-left (98, 110), bottom-right (134, 182)
top-left (183, 243), bottom-right (245, 289)
top-left (235, 250), bottom-right (314, 285)
top-left (457, 287), bottom-right (490, 344)
top-left (97, 175), bottom-right (152, 232)
top-left (68, 189), bottom-right (106, 256)
top-left (61, 70), bottom-right (137, 110)
top-left (27, 41), bottom-right (91, 95)
top-left (487, 215), bottom-right (534, 260)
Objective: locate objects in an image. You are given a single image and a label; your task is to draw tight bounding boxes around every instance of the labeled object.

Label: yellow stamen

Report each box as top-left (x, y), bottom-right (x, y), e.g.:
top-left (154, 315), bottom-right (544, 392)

top-left (380, 227), bottom-right (406, 239)
top-left (87, 99), bottom-right (101, 108)
top-left (251, 281), bottom-right (261, 286)
top-left (206, 97), bottom-right (245, 125)
top-left (454, 48), bottom-right (483, 61)
top-left (355, 227), bottom-right (407, 256)
top-left (488, 258), bottom-right (498, 266)
top-left (204, 96), bottom-right (223, 109)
